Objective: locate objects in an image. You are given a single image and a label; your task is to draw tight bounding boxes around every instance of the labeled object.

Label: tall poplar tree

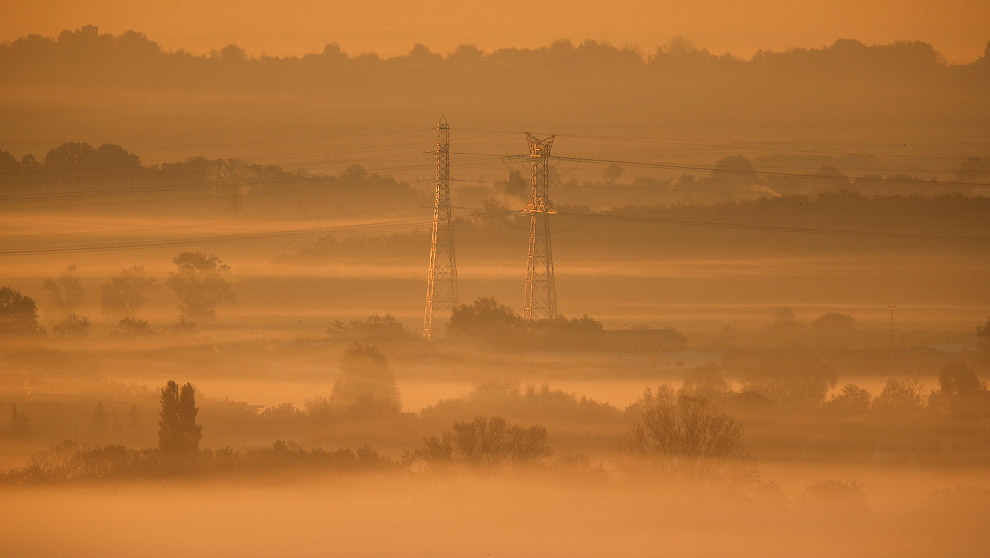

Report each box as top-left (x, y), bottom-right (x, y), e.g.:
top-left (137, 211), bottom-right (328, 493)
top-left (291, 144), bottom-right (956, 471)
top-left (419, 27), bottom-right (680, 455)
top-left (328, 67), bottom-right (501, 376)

top-left (158, 381), bottom-right (180, 454)
top-left (178, 383), bottom-right (202, 453)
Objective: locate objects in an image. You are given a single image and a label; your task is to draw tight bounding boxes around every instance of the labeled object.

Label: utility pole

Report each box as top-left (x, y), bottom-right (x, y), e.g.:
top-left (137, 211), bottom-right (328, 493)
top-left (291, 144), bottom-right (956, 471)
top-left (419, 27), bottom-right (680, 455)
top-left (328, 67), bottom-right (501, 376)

top-left (423, 117), bottom-right (459, 341)
top-left (888, 304), bottom-right (896, 346)
top-left (523, 133), bottom-right (557, 321)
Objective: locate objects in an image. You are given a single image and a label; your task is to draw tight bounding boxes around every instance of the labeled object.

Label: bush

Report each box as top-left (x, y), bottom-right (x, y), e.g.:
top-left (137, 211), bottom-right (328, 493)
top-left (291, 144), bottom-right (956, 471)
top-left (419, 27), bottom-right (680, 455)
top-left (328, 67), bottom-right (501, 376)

top-left (326, 314), bottom-right (412, 343)
top-left (164, 315), bottom-right (198, 336)
top-left (111, 317), bottom-right (154, 337)
top-left (811, 312), bottom-right (856, 331)
top-left (407, 416), bottom-right (552, 470)
top-left (25, 441), bottom-right (159, 481)
top-left (53, 313), bottom-right (91, 338)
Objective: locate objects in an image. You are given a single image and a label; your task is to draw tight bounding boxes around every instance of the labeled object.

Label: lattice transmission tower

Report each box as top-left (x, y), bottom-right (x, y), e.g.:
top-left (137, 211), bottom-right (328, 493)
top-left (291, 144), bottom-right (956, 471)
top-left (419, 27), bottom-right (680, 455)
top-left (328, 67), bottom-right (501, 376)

top-left (523, 133), bottom-right (557, 321)
top-left (423, 117), bottom-right (459, 340)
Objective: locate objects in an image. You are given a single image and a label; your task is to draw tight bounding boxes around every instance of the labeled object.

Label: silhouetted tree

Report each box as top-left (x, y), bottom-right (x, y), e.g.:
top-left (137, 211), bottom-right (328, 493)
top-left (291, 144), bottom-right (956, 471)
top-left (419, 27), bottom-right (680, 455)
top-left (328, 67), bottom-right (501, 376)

top-left (0, 286), bottom-right (44, 336)
top-left (52, 313), bottom-right (91, 338)
top-left (740, 352), bottom-right (836, 409)
top-left (769, 306), bottom-right (802, 329)
top-left (329, 344), bottom-right (401, 417)
top-left (158, 380), bottom-right (202, 458)
top-left (28, 441), bottom-right (79, 480)
top-left (938, 362), bottom-right (985, 397)
top-left (448, 297), bottom-right (524, 342)
top-left (44, 142), bottom-right (140, 172)
top-left (530, 314), bottom-right (606, 349)
top-left (216, 43), bottom-right (247, 63)
top-left (178, 383), bottom-right (202, 453)
top-left (166, 252), bottom-right (234, 320)
top-left (340, 164), bottom-right (368, 182)
top-left (679, 362), bottom-right (733, 401)
top-left (410, 416), bottom-right (551, 469)
top-left (626, 385), bottom-right (755, 487)
top-left (928, 362), bottom-right (987, 413)
top-left (42, 263), bottom-right (84, 318)
top-left (9, 403), bottom-right (31, 438)
top-left (416, 383), bottom-right (621, 429)
top-left (824, 384), bottom-right (872, 413)
top-left (0, 150), bottom-right (18, 173)
top-left (873, 376), bottom-right (924, 412)
top-left (326, 314), bottom-right (411, 342)
top-left (976, 316), bottom-right (990, 350)
top-left (159, 381), bottom-right (180, 454)
top-left (163, 315), bottom-right (198, 336)
top-left (110, 317), bottom-right (154, 336)
top-left (602, 163), bottom-right (624, 183)
top-left (101, 266), bottom-right (156, 317)
top-left (710, 155), bottom-right (760, 193)
top-left (498, 169), bottom-right (528, 199)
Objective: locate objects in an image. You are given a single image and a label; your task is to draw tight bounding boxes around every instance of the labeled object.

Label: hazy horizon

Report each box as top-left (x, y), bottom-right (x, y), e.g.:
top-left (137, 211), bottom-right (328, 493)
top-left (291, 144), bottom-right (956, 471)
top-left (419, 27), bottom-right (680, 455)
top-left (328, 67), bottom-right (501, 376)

top-left (4, 0), bottom-right (990, 64)
top-left (3, 6), bottom-right (989, 557)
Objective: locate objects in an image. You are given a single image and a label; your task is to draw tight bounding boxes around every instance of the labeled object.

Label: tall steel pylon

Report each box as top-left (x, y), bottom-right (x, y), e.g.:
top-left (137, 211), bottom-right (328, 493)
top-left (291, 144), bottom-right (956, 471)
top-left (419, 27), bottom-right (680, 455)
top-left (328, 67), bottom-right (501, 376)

top-left (423, 117), bottom-right (459, 340)
top-left (523, 133), bottom-right (557, 321)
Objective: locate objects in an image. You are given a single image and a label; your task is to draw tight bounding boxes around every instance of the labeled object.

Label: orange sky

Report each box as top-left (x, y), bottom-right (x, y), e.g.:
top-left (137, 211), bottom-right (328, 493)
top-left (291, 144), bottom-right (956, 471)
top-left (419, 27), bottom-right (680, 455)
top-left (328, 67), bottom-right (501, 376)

top-left (3, 0), bottom-right (989, 62)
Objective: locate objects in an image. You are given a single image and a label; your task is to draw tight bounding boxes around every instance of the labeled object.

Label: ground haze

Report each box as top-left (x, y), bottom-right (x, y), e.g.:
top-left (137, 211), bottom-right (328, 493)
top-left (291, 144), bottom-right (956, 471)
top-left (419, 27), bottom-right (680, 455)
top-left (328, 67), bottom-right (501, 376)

top-left (1, 14), bottom-right (989, 558)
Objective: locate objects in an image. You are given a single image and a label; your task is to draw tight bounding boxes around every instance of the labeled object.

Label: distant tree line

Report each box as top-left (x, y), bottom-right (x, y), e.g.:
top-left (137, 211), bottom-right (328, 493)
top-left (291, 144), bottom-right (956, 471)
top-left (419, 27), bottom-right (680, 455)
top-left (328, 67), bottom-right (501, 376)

top-left (0, 141), bottom-right (424, 218)
top-left (0, 251), bottom-right (233, 339)
top-left (3, 26), bottom-right (986, 90)
top-left (4, 349), bottom-right (989, 484)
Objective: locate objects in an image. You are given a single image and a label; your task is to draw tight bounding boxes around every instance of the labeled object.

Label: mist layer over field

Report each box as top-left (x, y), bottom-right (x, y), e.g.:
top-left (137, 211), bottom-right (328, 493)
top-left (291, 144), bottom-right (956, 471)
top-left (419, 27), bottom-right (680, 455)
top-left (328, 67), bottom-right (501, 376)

top-left (3, 20), bottom-right (990, 557)
top-left (5, 469), bottom-right (990, 558)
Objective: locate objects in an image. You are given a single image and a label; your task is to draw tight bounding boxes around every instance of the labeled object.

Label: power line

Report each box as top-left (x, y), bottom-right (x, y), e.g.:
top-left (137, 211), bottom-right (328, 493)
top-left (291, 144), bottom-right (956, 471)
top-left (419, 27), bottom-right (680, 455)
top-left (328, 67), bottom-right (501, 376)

top-left (453, 126), bottom-right (988, 162)
top-left (555, 211), bottom-right (990, 243)
top-left (451, 151), bottom-right (990, 190)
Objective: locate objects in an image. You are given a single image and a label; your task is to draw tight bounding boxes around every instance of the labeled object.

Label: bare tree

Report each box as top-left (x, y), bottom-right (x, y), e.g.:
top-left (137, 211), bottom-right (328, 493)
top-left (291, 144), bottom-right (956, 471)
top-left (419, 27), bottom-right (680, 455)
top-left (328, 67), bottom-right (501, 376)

top-left (873, 376), bottom-right (924, 412)
top-left (409, 416), bottom-right (551, 469)
top-left (626, 385), bottom-right (755, 488)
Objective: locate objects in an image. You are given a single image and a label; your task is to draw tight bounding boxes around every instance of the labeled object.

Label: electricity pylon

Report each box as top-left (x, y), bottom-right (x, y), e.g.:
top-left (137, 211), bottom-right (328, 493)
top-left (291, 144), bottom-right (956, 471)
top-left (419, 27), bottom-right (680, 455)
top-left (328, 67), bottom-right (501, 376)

top-left (423, 117), bottom-right (459, 341)
top-left (523, 133), bottom-right (557, 321)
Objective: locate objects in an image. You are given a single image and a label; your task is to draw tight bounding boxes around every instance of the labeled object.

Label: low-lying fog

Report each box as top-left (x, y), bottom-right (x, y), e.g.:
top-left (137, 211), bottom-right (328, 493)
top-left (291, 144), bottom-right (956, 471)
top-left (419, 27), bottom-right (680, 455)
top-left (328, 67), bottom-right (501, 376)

top-left (5, 471), bottom-right (988, 557)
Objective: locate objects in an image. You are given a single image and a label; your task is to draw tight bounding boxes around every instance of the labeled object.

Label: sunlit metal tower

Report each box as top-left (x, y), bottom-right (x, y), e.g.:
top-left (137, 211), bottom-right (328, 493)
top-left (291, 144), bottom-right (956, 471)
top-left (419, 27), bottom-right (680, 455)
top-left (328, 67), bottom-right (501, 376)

top-left (523, 133), bottom-right (557, 320)
top-left (423, 117), bottom-right (459, 340)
